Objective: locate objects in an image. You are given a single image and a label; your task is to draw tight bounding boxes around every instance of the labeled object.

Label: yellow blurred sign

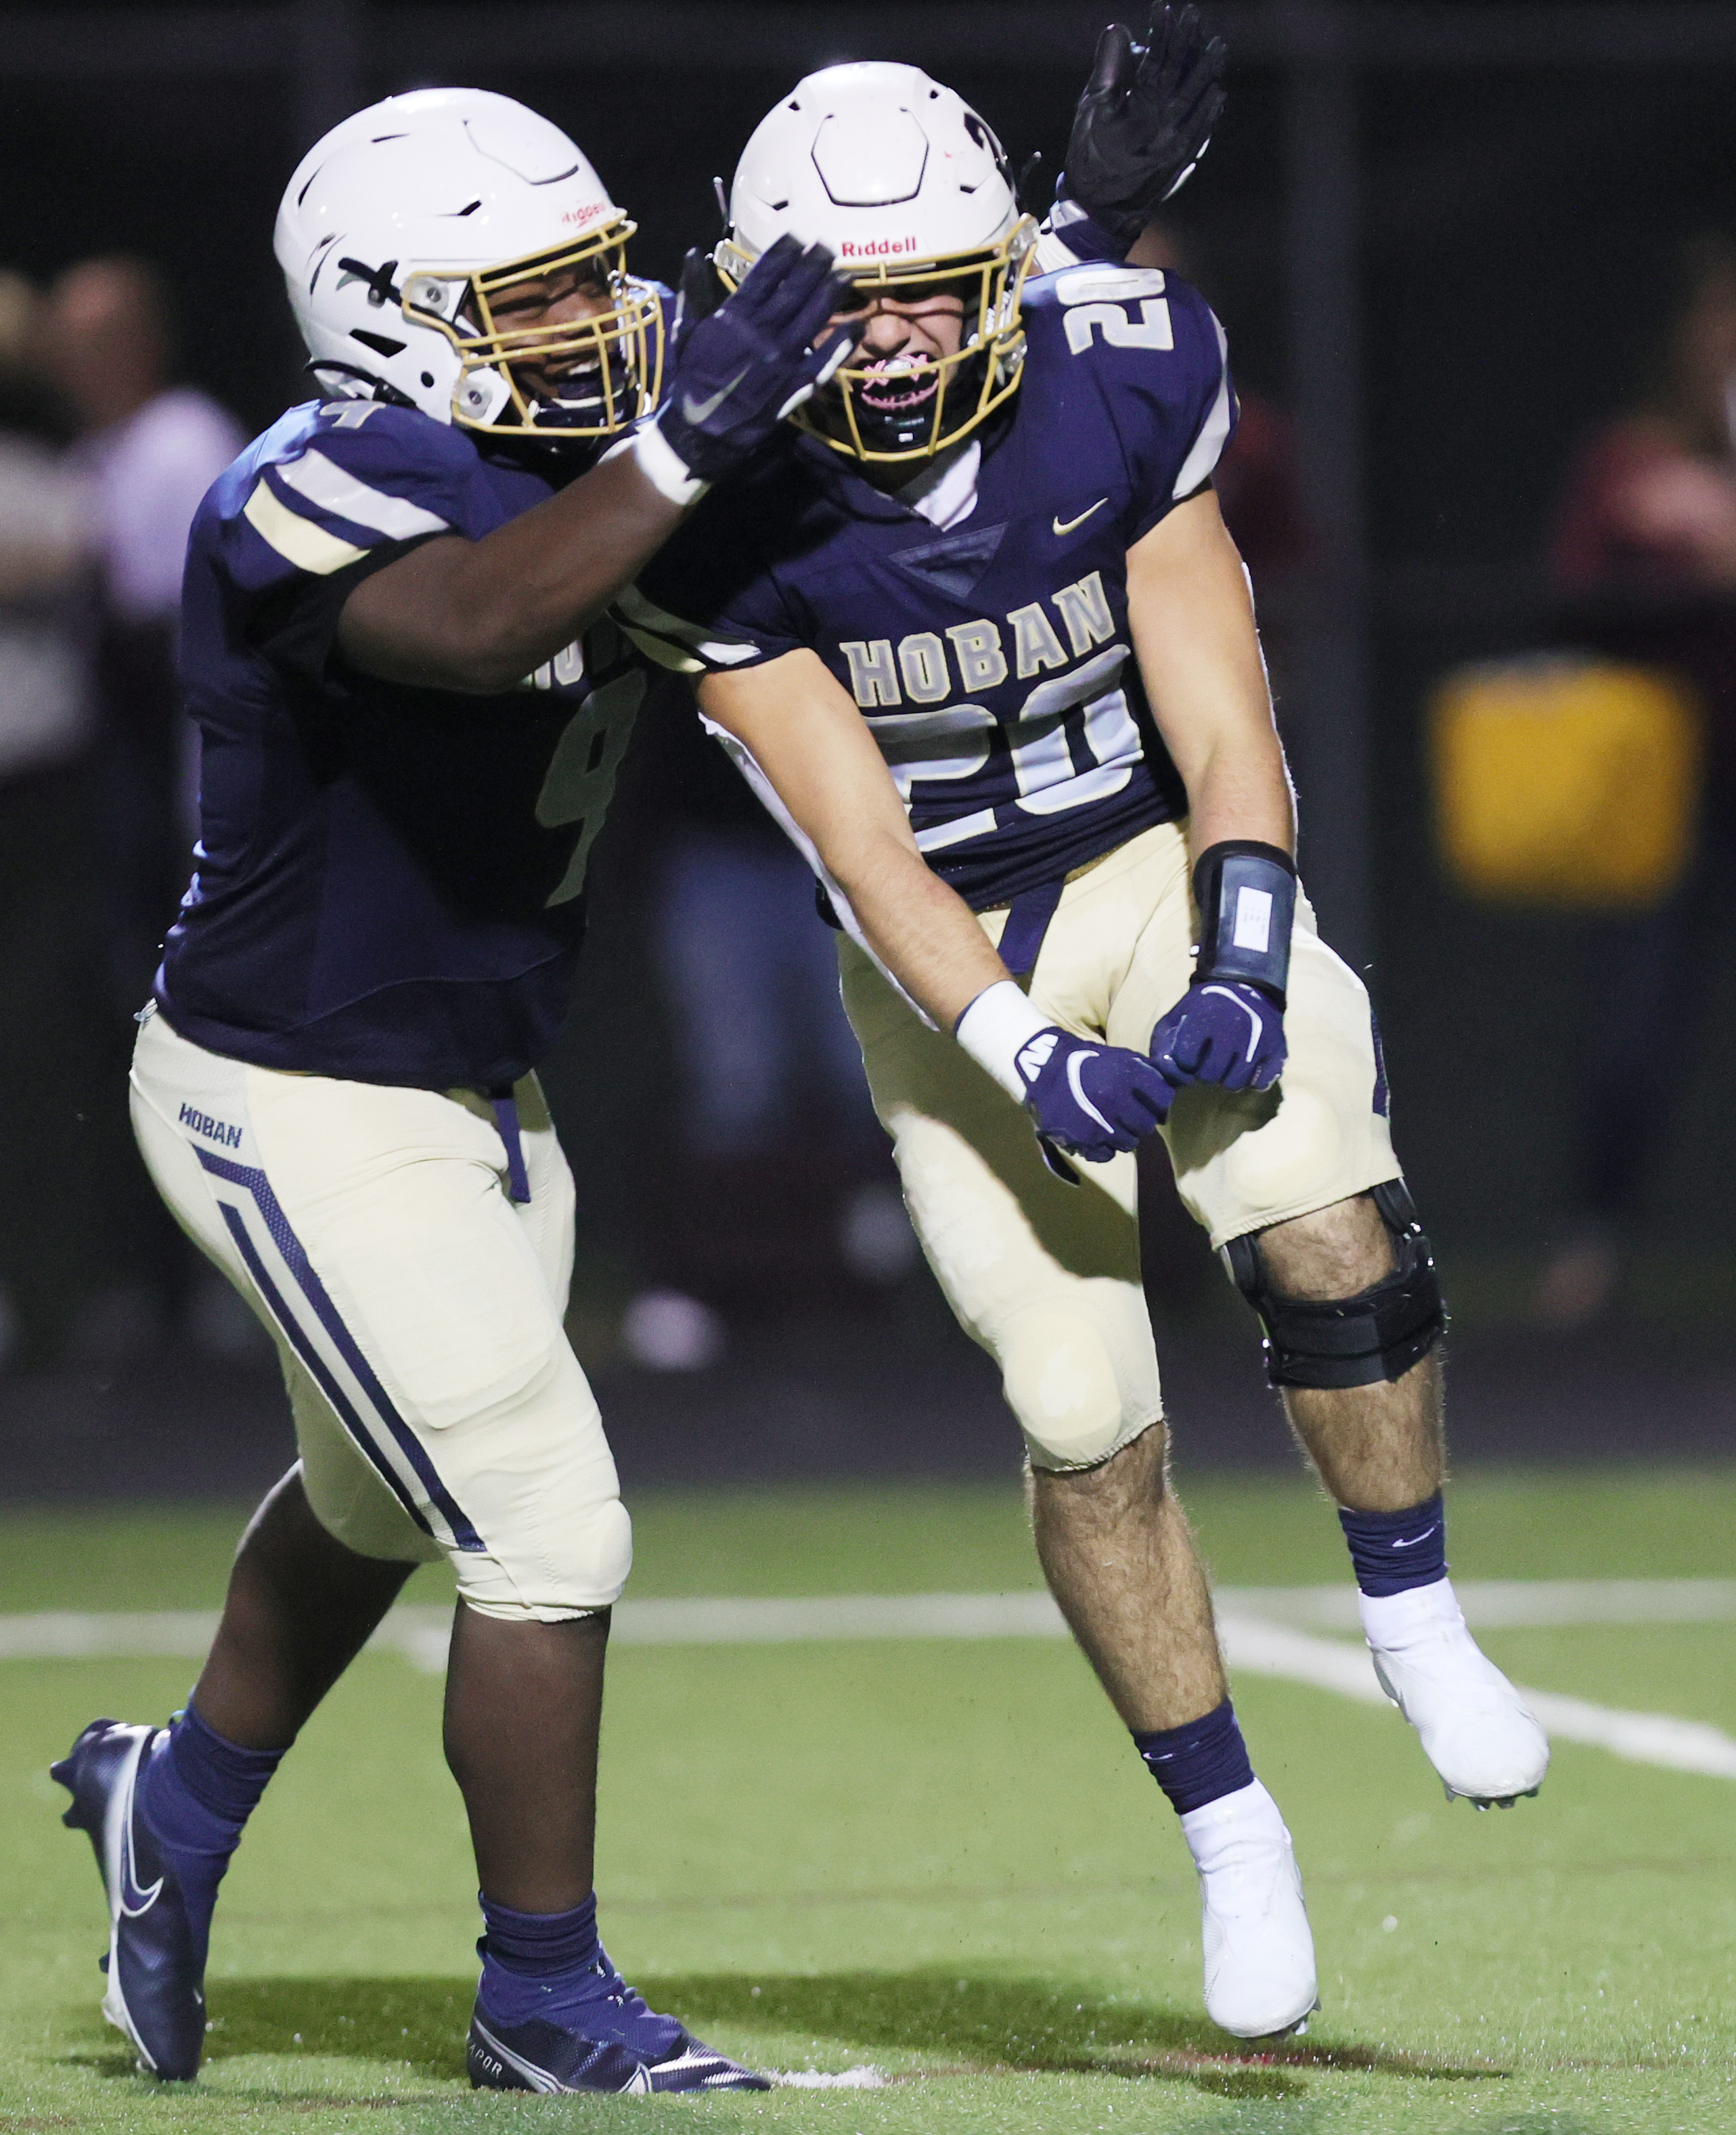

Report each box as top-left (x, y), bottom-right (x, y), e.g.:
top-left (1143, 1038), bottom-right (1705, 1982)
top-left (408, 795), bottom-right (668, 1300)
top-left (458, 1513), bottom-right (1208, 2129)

top-left (1430, 655), bottom-right (1703, 910)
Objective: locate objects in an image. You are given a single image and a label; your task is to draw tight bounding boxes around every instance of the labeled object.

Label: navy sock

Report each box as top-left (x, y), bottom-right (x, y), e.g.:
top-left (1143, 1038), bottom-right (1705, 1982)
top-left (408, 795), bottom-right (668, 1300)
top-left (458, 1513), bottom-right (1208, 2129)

top-left (1338, 1491), bottom-right (1448, 1596)
top-left (480, 1892), bottom-right (600, 1978)
top-left (135, 1704), bottom-right (286, 1948)
top-left (1133, 1699), bottom-right (1255, 1816)
top-left (476, 1893), bottom-right (683, 2054)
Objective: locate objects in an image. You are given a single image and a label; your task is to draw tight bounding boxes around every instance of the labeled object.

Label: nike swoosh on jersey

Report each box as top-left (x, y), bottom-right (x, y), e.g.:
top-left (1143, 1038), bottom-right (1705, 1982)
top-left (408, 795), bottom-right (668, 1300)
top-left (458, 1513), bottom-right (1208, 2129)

top-left (681, 368), bottom-right (751, 427)
top-left (1052, 498), bottom-right (1109, 537)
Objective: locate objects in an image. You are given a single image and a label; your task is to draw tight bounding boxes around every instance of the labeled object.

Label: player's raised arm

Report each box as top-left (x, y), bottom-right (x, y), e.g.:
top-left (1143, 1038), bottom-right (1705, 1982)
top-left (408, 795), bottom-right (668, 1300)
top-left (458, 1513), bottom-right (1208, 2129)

top-left (1042, 3), bottom-right (1228, 272)
top-left (697, 653), bottom-right (1174, 1163)
top-left (338, 237), bottom-right (858, 695)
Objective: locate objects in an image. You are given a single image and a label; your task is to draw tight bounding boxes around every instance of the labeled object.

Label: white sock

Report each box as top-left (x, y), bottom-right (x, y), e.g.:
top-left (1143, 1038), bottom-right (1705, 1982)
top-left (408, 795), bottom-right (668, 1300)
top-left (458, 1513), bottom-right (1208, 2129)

top-left (1180, 1778), bottom-right (1289, 1875)
top-left (1360, 1574), bottom-right (1464, 1649)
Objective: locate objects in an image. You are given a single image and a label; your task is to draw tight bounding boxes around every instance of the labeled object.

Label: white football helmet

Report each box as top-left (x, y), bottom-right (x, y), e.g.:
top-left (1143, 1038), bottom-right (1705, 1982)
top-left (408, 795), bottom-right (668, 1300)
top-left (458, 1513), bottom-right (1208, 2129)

top-left (716, 63), bottom-right (1038, 463)
top-left (275, 88), bottom-right (663, 441)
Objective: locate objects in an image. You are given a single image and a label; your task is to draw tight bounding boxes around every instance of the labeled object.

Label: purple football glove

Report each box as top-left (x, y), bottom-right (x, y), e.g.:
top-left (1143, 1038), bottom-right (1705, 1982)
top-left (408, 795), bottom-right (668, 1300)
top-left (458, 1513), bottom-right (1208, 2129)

top-left (654, 234), bottom-right (862, 483)
top-left (1150, 980), bottom-right (1286, 1096)
top-left (1015, 1025), bottom-right (1173, 1161)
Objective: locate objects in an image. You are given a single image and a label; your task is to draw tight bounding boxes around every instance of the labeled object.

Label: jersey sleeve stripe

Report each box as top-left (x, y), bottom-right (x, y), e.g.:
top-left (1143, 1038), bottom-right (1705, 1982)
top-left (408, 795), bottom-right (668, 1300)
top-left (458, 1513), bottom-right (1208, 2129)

top-left (273, 449), bottom-right (450, 541)
top-left (1171, 314), bottom-right (1234, 500)
top-left (242, 479), bottom-right (369, 575)
top-left (1032, 229), bottom-right (1085, 275)
top-left (616, 582), bottom-right (761, 667)
top-left (617, 622), bottom-right (702, 674)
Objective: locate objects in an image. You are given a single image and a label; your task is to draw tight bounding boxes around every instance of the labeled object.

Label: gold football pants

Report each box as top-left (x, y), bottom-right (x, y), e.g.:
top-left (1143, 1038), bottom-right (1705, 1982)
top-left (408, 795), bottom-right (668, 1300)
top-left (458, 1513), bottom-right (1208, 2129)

top-left (130, 1004), bottom-right (629, 1620)
top-left (840, 821), bottom-right (1402, 1471)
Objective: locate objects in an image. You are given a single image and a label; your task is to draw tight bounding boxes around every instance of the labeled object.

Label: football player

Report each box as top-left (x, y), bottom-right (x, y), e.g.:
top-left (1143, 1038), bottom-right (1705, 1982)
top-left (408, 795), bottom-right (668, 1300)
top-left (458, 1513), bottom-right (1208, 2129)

top-left (624, 48), bottom-right (1551, 2040)
top-left (50, 87), bottom-right (860, 2096)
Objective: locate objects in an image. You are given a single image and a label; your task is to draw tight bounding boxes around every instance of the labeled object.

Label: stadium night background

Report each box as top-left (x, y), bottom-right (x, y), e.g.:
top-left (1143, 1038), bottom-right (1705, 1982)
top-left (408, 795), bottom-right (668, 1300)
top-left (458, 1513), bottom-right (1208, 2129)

top-left (0, 3), bottom-right (1732, 2132)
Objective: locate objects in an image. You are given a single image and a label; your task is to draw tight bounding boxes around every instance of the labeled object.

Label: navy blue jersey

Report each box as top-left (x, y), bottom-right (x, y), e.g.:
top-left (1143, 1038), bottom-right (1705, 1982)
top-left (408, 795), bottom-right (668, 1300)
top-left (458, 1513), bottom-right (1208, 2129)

top-left (626, 266), bottom-right (1235, 912)
top-left (158, 399), bottom-right (644, 1089)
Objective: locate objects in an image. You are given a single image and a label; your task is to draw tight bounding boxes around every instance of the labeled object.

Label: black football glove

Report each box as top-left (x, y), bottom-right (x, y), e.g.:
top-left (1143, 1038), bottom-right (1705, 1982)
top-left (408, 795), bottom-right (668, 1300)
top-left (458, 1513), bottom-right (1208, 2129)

top-left (1061, 3), bottom-right (1228, 245)
top-left (670, 244), bottom-right (726, 359)
top-left (655, 234), bottom-right (862, 484)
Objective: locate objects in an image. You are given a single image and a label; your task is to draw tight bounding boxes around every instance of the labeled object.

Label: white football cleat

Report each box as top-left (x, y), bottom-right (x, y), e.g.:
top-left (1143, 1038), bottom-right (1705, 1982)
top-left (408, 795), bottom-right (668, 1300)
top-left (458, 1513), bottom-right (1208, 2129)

top-left (1181, 1780), bottom-right (1318, 2040)
top-left (1360, 1580), bottom-right (1550, 1808)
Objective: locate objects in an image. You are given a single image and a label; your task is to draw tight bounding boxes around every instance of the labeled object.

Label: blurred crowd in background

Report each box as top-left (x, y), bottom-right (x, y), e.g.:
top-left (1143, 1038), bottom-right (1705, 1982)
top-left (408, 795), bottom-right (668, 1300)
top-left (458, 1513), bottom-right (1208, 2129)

top-left (0, 259), bottom-right (242, 1371)
top-left (3, 11), bottom-right (1736, 1396)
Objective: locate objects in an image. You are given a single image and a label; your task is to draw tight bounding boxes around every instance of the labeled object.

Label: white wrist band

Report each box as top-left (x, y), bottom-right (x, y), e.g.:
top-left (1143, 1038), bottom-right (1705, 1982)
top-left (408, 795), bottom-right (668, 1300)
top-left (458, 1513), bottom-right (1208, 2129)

top-left (954, 980), bottom-right (1051, 1102)
top-left (627, 421), bottom-right (709, 508)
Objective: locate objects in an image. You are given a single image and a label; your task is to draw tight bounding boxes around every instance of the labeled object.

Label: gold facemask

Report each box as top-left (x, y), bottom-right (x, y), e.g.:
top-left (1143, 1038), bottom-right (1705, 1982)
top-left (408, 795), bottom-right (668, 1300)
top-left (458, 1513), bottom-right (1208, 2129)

top-left (715, 215), bottom-right (1038, 464)
top-left (402, 213), bottom-right (664, 439)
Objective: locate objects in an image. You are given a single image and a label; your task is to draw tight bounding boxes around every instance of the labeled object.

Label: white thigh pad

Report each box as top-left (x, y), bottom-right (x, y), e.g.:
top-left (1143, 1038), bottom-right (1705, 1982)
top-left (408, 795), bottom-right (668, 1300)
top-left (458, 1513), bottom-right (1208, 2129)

top-left (1001, 1282), bottom-right (1161, 1472)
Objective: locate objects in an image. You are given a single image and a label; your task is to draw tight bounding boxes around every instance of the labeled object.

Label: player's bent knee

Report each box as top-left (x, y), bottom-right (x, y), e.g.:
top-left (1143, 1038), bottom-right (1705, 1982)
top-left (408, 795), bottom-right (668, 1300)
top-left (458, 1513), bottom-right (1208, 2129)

top-left (1224, 1179), bottom-right (1446, 1390)
top-left (454, 1493), bottom-right (633, 1624)
top-left (1001, 1304), bottom-right (1155, 1472)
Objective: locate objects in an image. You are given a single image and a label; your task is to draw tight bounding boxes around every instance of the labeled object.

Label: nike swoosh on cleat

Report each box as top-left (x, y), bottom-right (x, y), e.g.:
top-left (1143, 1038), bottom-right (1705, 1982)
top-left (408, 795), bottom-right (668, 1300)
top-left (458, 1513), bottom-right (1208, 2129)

top-left (118, 1807), bottom-right (162, 1918)
top-left (681, 368), bottom-right (750, 426)
top-left (1052, 498), bottom-right (1108, 537)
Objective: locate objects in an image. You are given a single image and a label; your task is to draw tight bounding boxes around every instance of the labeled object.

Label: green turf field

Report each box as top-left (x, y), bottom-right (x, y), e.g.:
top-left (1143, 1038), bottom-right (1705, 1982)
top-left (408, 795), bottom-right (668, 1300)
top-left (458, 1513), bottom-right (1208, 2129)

top-left (2, 1469), bottom-right (1733, 2134)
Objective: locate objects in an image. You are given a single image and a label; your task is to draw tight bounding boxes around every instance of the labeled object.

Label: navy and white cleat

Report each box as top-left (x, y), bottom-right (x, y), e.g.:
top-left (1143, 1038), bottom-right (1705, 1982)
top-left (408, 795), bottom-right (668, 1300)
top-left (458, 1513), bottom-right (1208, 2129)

top-left (1360, 1583), bottom-right (1551, 1809)
top-left (468, 1952), bottom-right (769, 2095)
top-left (51, 1719), bottom-right (206, 2082)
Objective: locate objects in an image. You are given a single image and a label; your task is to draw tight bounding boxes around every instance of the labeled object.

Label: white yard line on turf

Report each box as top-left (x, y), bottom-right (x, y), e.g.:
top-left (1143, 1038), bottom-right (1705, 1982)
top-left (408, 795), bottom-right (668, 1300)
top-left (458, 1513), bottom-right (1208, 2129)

top-left (1212, 1617), bottom-right (1736, 1782)
top-left (5, 1585), bottom-right (1736, 1782)
top-left (0, 1610), bottom-right (220, 1658)
top-left (1227, 1578), bottom-right (1736, 1631)
top-left (5, 1580), bottom-right (1733, 1665)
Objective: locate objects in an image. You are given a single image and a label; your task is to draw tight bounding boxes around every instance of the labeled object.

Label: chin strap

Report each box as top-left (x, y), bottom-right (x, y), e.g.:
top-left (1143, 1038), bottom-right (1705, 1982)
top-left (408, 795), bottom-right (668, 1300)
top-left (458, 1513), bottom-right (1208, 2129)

top-left (303, 358), bottom-right (417, 410)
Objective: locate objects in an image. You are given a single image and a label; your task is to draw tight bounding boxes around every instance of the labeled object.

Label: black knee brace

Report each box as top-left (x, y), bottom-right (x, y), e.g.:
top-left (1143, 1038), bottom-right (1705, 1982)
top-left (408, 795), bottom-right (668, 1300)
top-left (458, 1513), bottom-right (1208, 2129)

top-left (1222, 1181), bottom-right (1447, 1390)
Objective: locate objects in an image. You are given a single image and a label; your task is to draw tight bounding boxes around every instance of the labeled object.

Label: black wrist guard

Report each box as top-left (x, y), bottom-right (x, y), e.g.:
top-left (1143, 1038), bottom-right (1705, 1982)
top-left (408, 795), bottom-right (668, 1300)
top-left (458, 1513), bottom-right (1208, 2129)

top-left (1193, 839), bottom-right (1296, 1005)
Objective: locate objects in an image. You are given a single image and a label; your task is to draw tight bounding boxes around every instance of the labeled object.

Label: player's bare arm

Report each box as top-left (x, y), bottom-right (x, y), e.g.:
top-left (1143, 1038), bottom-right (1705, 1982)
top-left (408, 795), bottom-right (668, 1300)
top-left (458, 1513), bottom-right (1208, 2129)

top-left (1125, 485), bottom-right (1294, 856)
top-left (696, 653), bottom-right (1173, 1161)
top-left (340, 236), bottom-right (858, 695)
top-left (697, 653), bottom-right (1007, 1028)
top-left (339, 437), bottom-right (686, 692)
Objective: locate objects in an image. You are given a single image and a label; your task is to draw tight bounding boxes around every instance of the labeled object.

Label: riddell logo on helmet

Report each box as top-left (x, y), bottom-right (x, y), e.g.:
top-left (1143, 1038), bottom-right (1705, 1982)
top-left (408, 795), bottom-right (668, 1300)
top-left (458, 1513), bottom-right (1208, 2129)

top-left (561, 201), bottom-right (608, 227)
top-left (841, 236), bottom-right (919, 259)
